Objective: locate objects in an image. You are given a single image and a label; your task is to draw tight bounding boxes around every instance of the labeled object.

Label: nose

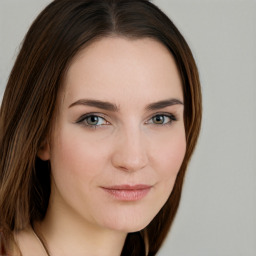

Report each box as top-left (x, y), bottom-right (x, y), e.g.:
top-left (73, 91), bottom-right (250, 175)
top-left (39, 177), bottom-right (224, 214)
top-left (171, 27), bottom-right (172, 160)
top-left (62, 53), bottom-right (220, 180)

top-left (111, 127), bottom-right (148, 172)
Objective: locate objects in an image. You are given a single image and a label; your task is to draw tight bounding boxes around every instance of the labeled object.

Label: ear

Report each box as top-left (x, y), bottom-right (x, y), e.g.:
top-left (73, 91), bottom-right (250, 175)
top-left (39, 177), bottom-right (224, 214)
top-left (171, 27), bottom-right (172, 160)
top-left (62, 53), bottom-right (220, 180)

top-left (37, 139), bottom-right (50, 161)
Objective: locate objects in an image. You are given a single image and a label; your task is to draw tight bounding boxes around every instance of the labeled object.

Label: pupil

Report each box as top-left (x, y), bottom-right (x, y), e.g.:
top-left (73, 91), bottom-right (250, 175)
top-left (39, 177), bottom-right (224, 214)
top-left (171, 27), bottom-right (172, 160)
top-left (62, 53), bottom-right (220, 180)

top-left (88, 116), bottom-right (98, 125)
top-left (154, 115), bottom-right (164, 124)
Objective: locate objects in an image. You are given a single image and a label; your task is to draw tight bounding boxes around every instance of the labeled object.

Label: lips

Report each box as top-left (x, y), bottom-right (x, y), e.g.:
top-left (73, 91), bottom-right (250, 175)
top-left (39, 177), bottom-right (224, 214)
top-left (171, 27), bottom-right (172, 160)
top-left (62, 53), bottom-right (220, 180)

top-left (101, 184), bottom-right (152, 201)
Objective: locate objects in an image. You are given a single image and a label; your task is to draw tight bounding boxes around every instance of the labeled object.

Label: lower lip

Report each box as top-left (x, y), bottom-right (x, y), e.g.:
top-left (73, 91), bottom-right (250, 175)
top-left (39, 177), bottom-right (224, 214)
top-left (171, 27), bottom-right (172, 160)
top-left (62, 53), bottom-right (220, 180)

top-left (102, 187), bottom-right (151, 201)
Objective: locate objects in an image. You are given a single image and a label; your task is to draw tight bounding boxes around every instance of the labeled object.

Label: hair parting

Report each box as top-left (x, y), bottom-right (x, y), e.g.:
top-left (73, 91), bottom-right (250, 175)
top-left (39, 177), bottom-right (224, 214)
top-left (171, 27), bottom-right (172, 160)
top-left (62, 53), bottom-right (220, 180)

top-left (0, 1), bottom-right (202, 255)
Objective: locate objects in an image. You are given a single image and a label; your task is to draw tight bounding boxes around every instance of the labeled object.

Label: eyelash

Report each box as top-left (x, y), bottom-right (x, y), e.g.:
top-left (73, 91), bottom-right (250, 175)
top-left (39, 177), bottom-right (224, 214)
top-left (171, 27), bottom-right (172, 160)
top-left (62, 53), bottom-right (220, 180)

top-left (76, 112), bottom-right (177, 129)
top-left (76, 113), bottom-right (109, 129)
top-left (145, 113), bottom-right (177, 126)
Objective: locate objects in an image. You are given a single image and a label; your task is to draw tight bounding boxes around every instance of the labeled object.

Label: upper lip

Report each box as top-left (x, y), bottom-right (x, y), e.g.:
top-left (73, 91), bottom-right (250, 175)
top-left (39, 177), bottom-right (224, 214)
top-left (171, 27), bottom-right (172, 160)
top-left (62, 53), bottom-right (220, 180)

top-left (102, 184), bottom-right (152, 190)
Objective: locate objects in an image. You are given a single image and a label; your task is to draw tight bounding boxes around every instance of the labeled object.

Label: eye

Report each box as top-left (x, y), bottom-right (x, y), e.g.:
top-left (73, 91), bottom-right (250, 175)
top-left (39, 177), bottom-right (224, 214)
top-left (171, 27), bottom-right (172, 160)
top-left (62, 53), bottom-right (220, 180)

top-left (76, 114), bottom-right (110, 127)
top-left (146, 114), bottom-right (176, 126)
top-left (152, 115), bottom-right (166, 124)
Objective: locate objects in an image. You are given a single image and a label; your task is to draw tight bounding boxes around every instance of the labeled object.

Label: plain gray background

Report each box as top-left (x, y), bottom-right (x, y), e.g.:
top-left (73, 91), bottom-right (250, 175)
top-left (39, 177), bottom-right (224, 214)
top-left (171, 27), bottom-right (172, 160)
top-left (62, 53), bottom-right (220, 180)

top-left (0, 0), bottom-right (255, 255)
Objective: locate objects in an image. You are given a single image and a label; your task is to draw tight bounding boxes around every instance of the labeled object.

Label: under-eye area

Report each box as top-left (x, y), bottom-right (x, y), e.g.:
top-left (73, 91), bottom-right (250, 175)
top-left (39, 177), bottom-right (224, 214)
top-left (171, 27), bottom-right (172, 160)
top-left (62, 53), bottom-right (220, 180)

top-left (0, 1), bottom-right (201, 255)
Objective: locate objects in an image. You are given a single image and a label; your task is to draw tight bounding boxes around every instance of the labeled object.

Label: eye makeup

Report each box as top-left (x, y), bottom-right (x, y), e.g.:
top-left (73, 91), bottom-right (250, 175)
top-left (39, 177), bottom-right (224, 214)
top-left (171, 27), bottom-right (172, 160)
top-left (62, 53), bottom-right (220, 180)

top-left (75, 112), bottom-right (110, 129)
top-left (75, 111), bottom-right (178, 130)
top-left (146, 113), bottom-right (177, 126)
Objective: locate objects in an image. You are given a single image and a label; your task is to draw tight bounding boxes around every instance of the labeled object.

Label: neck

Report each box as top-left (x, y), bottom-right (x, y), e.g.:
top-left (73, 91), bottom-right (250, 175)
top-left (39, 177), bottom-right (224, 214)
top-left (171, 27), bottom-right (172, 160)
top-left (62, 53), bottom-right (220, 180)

top-left (37, 195), bottom-right (127, 256)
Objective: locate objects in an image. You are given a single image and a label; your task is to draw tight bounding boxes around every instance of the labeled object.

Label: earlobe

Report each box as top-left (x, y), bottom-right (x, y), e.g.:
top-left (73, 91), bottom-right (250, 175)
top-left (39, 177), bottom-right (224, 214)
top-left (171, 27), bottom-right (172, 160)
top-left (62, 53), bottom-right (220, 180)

top-left (37, 140), bottom-right (50, 161)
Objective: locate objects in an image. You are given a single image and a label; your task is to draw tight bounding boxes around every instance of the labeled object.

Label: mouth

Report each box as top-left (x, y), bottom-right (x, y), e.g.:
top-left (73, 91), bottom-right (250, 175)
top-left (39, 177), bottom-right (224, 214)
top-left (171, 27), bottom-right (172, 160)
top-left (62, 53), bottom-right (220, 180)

top-left (101, 184), bottom-right (152, 201)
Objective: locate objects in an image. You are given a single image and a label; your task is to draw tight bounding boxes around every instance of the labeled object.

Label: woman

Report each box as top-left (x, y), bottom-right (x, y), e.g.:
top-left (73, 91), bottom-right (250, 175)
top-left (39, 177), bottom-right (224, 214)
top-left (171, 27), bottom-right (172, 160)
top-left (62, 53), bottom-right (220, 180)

top-left (0, 0), bottom-right (202, 255)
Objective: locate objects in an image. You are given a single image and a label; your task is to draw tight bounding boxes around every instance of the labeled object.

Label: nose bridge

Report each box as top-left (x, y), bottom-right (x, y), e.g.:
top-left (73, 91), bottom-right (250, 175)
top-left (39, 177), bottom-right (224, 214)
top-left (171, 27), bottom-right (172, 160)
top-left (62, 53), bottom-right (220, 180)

top-left (111, 123), bottom-right (148, 172)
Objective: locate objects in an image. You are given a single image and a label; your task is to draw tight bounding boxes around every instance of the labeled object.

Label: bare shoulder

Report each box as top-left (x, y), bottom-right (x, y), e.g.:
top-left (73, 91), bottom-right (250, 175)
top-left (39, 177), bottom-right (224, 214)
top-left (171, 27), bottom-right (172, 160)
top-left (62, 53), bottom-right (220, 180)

top-left (14, 226), bottom-right (46, 256)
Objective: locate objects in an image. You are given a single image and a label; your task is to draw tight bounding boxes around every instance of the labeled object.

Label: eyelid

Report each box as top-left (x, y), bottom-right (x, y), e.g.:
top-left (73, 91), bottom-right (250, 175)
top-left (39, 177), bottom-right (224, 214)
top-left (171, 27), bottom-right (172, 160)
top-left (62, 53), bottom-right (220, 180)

top-left (75, 111), bottom-right (178, 128)
top-left (147, 111), bottom-right (177, 119)
top-left (145, 112), bottom-right (177, 125)
top-left (76, 112), bottom-right (110, 125)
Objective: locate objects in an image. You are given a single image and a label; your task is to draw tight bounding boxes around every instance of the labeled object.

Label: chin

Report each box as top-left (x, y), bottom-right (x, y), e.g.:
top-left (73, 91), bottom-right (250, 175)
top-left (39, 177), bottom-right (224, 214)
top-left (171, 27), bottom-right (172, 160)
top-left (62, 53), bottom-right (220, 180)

top-left (101, 211), bottom-right (156, 233)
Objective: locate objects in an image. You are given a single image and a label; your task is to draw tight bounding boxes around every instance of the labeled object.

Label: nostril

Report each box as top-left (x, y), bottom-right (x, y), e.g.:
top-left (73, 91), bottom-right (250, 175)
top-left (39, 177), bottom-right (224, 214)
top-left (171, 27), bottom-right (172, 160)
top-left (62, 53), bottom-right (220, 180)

top-left (111, 149), bottom-right (148, 172)
top-left (111, 129), bottom-right (148, 172)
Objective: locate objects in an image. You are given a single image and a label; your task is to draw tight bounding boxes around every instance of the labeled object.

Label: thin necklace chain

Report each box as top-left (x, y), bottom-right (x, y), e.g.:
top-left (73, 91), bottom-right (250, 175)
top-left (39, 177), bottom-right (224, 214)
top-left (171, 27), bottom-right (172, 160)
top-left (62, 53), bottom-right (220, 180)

top-left (31, 226), bottom-right (51, 256)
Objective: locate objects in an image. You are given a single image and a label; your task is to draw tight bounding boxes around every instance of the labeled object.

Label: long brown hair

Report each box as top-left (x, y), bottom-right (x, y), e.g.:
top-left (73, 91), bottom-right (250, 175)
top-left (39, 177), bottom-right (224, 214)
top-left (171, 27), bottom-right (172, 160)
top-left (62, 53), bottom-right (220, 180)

top-left (0, 0), bottom-right (202, 255)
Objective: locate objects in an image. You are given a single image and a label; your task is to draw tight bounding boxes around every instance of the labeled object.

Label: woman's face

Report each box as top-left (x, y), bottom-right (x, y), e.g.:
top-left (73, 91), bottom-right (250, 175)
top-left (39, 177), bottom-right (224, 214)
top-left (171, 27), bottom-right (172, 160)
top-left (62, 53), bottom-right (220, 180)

top-left (40, 37), bottom-right (186, 233)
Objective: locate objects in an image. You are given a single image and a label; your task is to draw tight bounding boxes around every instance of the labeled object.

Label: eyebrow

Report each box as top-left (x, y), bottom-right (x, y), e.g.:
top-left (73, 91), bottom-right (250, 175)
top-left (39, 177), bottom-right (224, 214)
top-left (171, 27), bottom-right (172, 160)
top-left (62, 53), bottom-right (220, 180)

top-left (146, 98), bottom-right (183, 111)
top-left (68, 98), bottom-right (183, 111)
top-left (69, 99), bottom-right (119, 111)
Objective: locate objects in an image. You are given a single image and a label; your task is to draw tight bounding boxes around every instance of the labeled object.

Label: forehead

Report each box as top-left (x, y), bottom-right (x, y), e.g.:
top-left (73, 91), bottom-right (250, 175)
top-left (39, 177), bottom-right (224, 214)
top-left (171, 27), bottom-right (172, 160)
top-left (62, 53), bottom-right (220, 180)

top-left (61, 36), bottom-right (183, 107)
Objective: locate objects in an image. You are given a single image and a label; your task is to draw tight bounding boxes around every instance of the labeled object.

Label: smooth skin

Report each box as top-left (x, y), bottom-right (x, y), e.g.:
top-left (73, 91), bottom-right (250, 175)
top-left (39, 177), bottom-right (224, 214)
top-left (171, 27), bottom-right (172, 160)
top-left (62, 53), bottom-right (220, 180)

top-left (15, 37), bottom-right (186, 256)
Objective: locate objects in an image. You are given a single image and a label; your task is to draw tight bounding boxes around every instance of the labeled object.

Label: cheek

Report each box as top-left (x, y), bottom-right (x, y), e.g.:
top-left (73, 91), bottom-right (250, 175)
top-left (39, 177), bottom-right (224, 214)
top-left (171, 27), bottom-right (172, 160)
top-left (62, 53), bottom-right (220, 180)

top-left (163, 138), bottom-right (186, 175)
top-left (153, 129), bottom-right (186, 190)
top-left (50, 128), bottom-right (109, 179)
top-left (153, 127), bottom-right (186, 170)
top-left (49, 127), bottom-right (112, 208)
